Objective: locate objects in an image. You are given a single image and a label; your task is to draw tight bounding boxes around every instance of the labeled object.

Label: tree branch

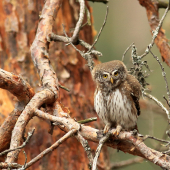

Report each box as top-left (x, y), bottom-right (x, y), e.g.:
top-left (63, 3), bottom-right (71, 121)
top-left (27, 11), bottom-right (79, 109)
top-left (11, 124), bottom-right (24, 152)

top-left (138, 0), bottom-right (170, 66)
top-left (24, 129), bottom-right (77, 169)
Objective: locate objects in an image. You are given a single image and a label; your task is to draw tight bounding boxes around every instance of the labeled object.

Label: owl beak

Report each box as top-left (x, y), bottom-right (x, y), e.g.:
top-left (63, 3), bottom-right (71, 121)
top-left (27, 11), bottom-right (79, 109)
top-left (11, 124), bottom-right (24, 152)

top-left (110, 78), bottom-right (114, 84)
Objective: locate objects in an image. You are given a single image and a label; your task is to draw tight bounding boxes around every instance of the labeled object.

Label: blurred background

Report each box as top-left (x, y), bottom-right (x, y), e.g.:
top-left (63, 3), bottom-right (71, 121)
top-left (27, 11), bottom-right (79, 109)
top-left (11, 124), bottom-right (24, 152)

top-left (90, 0), bottom-right (170, 169)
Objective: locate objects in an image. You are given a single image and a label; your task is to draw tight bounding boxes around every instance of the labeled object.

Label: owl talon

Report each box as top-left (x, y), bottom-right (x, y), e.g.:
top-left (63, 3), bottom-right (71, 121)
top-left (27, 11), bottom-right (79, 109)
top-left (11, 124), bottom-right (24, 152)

top-left (113, 125), bottom-right (122, 137)
top-left (104, 123), bottom-right (112, 134)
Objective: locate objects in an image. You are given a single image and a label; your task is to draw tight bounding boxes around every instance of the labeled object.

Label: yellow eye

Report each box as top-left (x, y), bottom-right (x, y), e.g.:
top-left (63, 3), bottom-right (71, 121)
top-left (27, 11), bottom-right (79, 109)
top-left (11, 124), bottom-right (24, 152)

top-left (103, 74), bottom-right (108, 78)
top-left (114, 72), bottom-right (119, 76)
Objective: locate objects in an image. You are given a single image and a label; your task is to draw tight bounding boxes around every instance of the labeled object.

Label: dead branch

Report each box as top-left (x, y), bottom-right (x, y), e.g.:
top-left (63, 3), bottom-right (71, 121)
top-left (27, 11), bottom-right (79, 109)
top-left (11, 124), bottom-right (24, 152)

top-left (5, 89), bottom-right (55, 163)
top-left (71, 0), bottom-right (85, 44)
top-left (24, 129), bottom-right (77, 169)
top-left (138, 0), bottom-right (170, 66)
top-left (149, 50), bottom-right (170, 106)
top-left (33, 108), bottom-right (170, 169)
top-left (0, 70), bottom-right (34, 152)
top-left (0, 129), bottom-right (34, 157)
top-left (143, 92), bottom-right (170, 120)
top-left (0, 69), bottom-right (34, 103)
top-left (87, 6), bottom-right (108, 53)
top-left (110, 157), bottom-right (144, 169)
top-left (30, 0), bottom-right (61, 97)
top-left (92, 131), bottom-right (111, 170)
top-left (0, 107), bottom-right (22, 152)
top-left (76, 133), bottom-right (94, 169)
top-left (78, 117), bottom-right (97, 124)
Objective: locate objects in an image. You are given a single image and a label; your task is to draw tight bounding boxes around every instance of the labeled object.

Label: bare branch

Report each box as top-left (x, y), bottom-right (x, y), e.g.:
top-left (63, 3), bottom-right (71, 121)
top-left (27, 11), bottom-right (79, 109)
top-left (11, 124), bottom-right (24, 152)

top-left (122, 42), bottom-right (134, 61)
top-left (71, 0), bottom-right (86, 44)
top-left (143, 92), bottom-right (170, 120)
top-left (87, 6), bottom-right (109, 53)
top-left (6, 89), bottom-right (55, 163)
top-left (0, 128), bottom-right (35, 157)
top-left (138, 0), bottom-right (170, 66)
top-left (110, 157), bottom-right (144, 169)
top-left (92, 132), bottom-right (111, 170)
top-left (79, 39), bottom-right (102, 56)
top-left (76, 133), bottom-right (94, 169)
top-left (24, 129), bottom-right (77, 169)
top-left (78, 117), bottom-right (97, 124)
top-left (149, 50), bottom-right (170, 107)
top-left (0, 69), bottom-right (34, 103)
top-left (140, 2), bottom-right (169, 58)
top-left (27, 107), bottom-right (170, 169)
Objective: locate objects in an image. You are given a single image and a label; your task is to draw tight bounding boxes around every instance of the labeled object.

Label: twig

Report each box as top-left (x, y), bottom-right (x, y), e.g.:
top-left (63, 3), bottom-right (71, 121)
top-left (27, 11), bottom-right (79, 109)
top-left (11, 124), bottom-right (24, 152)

top-left (49, 33), bottom-right (102, 56)
top-left (71, 0), bottom-right (85, 44)
top-left (78, 117), bottom-right (97, 124)
top-left (87, 0), bottom-right (109, 4)
top-left (92, 131), bottom-right (111, 170)
top-left (158, 1), bottom-right (170, 9)
top-left (164, 96), bottom-right (170, 107)
top-left (0, 128), bottom-right (35, 156)
top-left (63, 24), bottom-right (94, 71)
top-left (87, 6), bottom-right (109, 53)
top-left (122, 42), bottom-right (134, 61)
top-left (143, 92), bottom-right (170, 120)
top-left (110, 157), bottom-right (144, 169)
top-left (79, 39), bottom-right (102, 56)
top-left (24, 129), bottom-right (77, 169)
top-left (76, 133), bottom-right (94, 169)
top-left (149, 50), bottom-right (170, 106)
top-left (22, 150), bottom-right (27, 169)
top-left (59, 84), bottom-right (70, 92)
top-left (143, 135), bottom-right (170, 144)
top-left (140, 2), bottom-right (169, 58)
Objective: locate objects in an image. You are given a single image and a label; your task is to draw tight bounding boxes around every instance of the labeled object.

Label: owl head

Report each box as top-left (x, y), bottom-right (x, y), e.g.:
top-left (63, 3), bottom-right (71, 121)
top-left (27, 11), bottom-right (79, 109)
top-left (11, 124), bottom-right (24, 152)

top-left (92, 60), bottom-right (128, 90)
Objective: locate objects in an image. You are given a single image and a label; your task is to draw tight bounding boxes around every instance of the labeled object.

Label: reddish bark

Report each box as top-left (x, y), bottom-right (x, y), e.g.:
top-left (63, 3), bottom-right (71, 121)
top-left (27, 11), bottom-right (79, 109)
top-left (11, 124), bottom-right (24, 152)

top-left (0, 0), bottom-right (108, 169)
top-left (138, 0), bottom-right (170, 66)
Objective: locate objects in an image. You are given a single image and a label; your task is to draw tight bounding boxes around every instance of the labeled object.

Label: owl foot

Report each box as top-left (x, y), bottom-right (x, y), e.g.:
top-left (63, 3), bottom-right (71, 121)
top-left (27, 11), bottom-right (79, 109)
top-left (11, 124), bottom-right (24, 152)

top-left (113, 125), bottom-right (122, 136)
top-left (103, 123), bottom-right (112, 134)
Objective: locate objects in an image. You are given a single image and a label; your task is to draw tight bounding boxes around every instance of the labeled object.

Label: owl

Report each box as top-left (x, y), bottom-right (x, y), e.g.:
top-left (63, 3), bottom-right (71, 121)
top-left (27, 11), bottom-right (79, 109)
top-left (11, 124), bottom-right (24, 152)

top-left (92, 60), bottom-right (141, 135)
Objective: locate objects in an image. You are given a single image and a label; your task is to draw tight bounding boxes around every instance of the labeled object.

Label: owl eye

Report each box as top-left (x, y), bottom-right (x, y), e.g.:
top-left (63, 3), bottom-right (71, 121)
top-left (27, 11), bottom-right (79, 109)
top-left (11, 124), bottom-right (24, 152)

top-left (114, 71), bottom-right (119, 77)
top-left (103, 74), bottom-right (108, 78)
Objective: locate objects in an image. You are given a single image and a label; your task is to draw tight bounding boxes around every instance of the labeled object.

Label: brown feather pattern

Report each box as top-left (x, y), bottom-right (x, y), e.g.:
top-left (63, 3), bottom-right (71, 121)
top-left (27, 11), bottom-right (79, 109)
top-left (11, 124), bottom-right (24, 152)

top-left (92, 60), bottom-right (141, 133)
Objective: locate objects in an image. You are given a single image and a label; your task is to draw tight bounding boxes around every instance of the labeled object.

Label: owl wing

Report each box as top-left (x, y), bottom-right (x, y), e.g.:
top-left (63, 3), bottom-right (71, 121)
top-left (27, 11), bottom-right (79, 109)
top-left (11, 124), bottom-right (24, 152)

top-left (126, 74), bottom-right (141, 116)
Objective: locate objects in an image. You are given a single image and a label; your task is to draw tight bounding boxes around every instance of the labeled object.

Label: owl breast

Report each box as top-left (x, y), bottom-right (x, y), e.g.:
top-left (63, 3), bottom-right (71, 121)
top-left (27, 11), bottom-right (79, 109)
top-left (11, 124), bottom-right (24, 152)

top-left (94, 88), bottom-right (137, 130)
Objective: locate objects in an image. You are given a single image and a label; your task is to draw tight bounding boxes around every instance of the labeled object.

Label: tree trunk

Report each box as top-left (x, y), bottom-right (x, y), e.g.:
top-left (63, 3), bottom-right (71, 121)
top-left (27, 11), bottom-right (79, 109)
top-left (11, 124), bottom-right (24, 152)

top-left (0, 0), bottom-right (109, 169)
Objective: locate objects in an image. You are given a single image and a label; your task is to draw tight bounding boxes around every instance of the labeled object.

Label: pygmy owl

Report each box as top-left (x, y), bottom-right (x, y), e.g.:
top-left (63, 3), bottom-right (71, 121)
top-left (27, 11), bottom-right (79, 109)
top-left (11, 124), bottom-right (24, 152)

top-left (92, 60), bottom-right (141, 135)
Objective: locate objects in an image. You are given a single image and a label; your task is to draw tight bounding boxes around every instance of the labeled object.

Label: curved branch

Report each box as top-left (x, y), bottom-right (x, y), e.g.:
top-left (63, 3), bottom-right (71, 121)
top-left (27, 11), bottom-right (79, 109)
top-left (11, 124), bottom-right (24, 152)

top-left (30, 0), bottom-right (61, 97)
top-left (71, 0), bottom-right (86, 44)
top-left (0, 69), bottom-right (35, 152)
top-left (0, 69), bottom-right (34, 103)
top-left (5, 89), bottom-right (55, 163)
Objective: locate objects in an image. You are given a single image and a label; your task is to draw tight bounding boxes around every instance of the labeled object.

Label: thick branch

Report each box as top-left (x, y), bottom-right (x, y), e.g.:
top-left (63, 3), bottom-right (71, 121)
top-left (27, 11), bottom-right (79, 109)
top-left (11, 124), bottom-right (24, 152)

top-left (0, 69), bottom-right (34, 103)
top-left (34, 109), bottom-right (170, 169)
top-left (30, 0), bottom-right (61, 97)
